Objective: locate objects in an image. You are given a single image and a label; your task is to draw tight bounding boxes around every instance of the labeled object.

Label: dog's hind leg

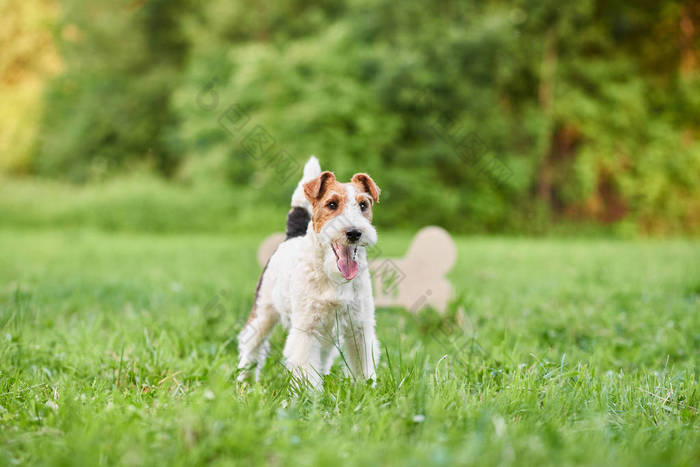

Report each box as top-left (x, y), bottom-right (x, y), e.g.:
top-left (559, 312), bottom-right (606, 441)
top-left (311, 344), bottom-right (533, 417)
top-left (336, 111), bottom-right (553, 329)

top-left (237, 304), bottom-right (278, 382)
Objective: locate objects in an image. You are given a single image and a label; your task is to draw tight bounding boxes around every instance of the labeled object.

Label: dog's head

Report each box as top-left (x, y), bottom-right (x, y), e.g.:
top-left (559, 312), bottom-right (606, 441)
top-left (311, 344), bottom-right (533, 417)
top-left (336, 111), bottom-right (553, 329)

top-left (303, 171), bottom-right (380, 282)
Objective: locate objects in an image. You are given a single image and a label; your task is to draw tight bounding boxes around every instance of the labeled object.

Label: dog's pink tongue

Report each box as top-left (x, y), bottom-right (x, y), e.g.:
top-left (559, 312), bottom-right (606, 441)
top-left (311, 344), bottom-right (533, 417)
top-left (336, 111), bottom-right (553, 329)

top-left (334, 244), bottom-right (358, 281)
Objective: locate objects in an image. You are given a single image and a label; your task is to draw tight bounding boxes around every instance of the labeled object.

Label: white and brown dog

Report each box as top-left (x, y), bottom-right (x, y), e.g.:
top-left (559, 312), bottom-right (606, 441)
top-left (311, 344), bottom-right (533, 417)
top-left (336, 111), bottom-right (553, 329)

top-left (237, 156), bottom-right (381, 388)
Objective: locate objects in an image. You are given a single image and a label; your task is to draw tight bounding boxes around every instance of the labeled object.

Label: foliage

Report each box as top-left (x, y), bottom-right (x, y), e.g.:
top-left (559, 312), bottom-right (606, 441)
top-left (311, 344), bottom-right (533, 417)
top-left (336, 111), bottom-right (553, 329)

top-left (0, 0), bottom-right (61, 173)
top-left (1, 230), bottom-right (698, 464)
top-left (10, 0), bottom-right (700, 234)
top-left (170, 0), bottom-right (700, 234)
top-left (34, 0), bottom-right (188, 181)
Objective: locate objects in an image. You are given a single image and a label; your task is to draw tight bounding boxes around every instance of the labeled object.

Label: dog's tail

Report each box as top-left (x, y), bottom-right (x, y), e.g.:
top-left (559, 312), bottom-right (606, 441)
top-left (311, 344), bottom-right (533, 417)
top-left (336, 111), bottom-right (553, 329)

top-left (286, 156), bottom-right (321, 239)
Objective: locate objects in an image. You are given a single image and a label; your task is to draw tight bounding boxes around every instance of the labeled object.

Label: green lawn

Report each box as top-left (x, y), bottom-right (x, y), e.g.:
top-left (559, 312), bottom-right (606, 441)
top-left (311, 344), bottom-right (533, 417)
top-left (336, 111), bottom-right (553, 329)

top-left (1, 228), bottom-right (698, 466)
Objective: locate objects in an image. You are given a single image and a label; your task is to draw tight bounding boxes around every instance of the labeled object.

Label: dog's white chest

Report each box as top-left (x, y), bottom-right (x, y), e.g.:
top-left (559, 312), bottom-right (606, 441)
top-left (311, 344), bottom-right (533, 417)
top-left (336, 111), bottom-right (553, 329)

top-left (312, 278), bottom-right (357, 309)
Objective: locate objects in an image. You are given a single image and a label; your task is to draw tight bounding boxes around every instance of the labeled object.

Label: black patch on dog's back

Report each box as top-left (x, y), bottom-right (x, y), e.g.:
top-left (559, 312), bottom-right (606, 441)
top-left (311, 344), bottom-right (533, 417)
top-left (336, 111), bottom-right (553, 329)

top-left (286, 206), bottom-right (310, 240)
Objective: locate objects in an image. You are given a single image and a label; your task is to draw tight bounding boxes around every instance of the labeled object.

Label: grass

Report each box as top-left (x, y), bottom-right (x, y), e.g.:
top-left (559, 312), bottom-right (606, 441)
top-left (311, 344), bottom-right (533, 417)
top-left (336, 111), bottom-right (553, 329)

top-left (0, 175), bottom-right (286, 234)
top-left (0, 227), bottom-right (698, 466)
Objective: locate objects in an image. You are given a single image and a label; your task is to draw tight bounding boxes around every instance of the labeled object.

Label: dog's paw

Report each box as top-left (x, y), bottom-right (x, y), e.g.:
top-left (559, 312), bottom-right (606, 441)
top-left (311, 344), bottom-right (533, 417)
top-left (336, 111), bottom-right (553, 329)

top-left (287, 363), bottom-right (324, 391)
top-left (236, 367), bottom-right (254, 384)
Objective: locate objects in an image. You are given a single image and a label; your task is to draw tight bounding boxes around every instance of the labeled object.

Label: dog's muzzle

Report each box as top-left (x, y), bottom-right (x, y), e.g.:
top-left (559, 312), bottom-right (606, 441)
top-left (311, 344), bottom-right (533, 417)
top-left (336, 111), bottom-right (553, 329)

top-left (346, 229), bottom-right (362, 243)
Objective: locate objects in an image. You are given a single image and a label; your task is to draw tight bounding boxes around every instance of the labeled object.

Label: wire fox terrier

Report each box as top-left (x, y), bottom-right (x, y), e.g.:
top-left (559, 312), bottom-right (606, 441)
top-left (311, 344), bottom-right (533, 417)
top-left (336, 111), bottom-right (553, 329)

top-left (237, 156), bottom-right (381, 388)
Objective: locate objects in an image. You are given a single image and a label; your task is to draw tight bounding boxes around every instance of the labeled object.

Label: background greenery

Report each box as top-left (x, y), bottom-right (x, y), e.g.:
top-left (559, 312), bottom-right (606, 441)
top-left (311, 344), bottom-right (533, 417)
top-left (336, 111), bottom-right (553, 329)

top-left (1, 0), bottom-right (699, 234)
top-left (1, 2), bottom-right (699, 465)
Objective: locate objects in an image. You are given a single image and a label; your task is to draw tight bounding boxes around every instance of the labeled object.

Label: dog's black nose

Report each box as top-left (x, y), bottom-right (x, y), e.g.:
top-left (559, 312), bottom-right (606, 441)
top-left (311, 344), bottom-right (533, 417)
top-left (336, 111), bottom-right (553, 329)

top-left (346, 229), bottom-right (362, 243)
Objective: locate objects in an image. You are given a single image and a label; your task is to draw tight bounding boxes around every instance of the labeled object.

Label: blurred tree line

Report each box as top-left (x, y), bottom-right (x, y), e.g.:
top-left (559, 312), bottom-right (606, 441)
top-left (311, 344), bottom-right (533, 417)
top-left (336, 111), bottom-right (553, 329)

top-left (0, 0), bottom-right (61, 173)
top-left (5, 0), bottom-right (700, 233)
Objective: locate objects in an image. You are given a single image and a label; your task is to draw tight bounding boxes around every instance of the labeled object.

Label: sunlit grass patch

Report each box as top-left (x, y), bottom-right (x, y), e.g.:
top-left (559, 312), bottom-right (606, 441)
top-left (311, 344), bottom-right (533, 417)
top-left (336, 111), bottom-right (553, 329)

top-left (0, 229), bottom-right (698, 465)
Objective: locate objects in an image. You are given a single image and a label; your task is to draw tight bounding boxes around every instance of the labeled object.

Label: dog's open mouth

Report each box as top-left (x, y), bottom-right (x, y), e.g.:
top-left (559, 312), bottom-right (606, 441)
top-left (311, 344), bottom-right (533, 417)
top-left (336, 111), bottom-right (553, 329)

top-left (332, 242), bottom-right (359, 281)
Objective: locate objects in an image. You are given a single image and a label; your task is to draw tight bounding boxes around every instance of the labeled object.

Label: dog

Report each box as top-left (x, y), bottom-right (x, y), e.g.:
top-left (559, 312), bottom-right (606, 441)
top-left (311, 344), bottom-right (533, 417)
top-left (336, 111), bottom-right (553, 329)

top-left (237, 156), bottom-right (381, 388)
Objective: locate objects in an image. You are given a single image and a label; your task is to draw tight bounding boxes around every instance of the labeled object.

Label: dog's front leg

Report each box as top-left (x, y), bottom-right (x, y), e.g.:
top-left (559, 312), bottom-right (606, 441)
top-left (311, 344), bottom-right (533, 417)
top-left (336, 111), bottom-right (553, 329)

top-left (283, 326), bottom-right (323, 389)
top-left (342, 318), bottom-right (379, 385)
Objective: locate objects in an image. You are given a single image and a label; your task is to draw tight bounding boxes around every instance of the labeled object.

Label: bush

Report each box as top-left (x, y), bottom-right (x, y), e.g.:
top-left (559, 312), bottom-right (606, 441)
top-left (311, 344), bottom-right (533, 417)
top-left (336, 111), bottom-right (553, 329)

top-left (26, 0), bottom-right (700, 234)
top-left (35, 0), bottom-right (188, 181)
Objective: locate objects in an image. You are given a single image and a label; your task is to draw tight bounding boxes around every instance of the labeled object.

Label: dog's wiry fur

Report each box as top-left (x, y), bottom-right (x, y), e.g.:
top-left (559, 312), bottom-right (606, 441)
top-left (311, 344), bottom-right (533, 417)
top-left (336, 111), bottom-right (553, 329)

top-left (237, 156), bottom-right (381, 388)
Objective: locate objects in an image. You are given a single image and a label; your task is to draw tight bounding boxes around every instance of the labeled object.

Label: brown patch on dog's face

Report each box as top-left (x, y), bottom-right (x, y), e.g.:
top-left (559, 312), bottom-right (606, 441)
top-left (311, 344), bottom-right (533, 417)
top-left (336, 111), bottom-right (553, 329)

top-left (351, 173), bottom-right (380, 203)
top-left (355, 192), bottom-right (374, 222)
top-left (352, 173), bottom-right (380, 222)
top-left (304, 171), bottom-right (348, 232)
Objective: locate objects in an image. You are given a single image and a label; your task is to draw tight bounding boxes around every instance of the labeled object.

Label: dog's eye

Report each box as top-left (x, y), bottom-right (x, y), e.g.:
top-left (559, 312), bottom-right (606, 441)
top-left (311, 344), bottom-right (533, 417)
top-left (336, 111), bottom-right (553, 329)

top-left (359, 201), bottom-right (368, 212)
top-left (326, 201), bottom-right (338, 211)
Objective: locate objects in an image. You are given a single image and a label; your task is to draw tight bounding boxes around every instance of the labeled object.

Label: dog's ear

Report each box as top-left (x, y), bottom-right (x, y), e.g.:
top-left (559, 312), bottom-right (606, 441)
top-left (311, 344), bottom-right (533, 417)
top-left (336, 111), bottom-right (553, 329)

top-left (351, 173), bottom-right (381, 203)
top-left (304, 171), bottom-right (336, 203)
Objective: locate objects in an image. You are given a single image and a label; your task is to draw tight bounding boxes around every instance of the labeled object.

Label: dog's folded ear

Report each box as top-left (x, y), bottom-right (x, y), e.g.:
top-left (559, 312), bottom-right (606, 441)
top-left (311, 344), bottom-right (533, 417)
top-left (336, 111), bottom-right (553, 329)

top-left (304, 171), bottom-right (336, 202)
top-left (351, 173), bottom-right (381, 203)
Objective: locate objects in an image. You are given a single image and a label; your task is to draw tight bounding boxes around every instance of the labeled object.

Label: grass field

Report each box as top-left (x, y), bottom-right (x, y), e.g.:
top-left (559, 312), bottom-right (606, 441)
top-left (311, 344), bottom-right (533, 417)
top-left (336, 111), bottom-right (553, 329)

top-left (1, 228), bottom-right (698, 465)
